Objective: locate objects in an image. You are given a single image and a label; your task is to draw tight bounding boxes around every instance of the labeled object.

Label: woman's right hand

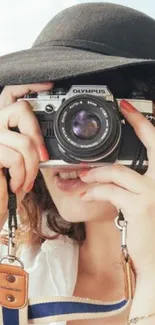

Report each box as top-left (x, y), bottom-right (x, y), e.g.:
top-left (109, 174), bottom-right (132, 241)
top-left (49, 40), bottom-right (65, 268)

top-left (0, 82), bottom-right (53, 226)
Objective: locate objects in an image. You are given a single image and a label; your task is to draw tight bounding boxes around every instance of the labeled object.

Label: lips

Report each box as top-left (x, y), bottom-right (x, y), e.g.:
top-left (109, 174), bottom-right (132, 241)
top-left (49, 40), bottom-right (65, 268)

top-left (53, 168), bottom-right (88, 192)
top-left (55, 175), bottom-right (84, 192)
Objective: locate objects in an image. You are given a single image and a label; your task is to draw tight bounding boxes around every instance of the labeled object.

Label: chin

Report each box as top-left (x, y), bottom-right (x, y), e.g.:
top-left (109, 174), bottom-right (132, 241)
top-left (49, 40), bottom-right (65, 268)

top-left (56, 197), bottom-right (117, 223)
top-left (41, 169), bottom-right (117, 222)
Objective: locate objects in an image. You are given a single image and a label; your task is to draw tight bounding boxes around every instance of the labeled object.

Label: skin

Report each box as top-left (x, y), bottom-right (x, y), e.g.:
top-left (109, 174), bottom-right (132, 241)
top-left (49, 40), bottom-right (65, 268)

top-left (1, 83), bottom-right (155, 320)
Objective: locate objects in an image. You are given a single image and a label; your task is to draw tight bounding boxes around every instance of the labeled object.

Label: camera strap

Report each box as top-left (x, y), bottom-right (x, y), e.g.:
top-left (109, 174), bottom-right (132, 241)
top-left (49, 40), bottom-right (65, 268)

top-left (0, 296), bottom-right (131, 324)
top-left (0, 170), bottom-right (29, 324)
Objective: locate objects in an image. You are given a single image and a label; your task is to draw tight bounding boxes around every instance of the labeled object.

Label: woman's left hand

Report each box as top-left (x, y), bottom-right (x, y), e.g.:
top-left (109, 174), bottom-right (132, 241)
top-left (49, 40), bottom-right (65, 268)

top-left (79, 100), bottom-right (155, 278)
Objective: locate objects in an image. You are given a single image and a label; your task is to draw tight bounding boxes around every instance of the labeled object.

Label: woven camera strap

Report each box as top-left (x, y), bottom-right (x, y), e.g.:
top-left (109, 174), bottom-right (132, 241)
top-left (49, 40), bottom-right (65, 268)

top-left (0, 295), bottom-right (132, 325)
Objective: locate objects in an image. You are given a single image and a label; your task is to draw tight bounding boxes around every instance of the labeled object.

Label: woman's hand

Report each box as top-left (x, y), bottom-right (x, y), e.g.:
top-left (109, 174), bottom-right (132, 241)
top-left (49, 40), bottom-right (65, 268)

top-left (79, 100), bottom-right (155, 278)
top-left (0, 82), bottom-right (53, 229)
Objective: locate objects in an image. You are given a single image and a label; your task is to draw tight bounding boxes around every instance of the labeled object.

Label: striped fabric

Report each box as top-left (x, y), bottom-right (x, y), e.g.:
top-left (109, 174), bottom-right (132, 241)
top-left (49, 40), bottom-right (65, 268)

top-left (0, 296), bottom-right (131, 324)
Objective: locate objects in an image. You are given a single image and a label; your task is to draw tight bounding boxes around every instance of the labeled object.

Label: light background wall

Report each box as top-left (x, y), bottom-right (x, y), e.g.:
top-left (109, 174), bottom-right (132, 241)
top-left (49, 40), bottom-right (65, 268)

top-left (0, 0), bottom-right (154, 55)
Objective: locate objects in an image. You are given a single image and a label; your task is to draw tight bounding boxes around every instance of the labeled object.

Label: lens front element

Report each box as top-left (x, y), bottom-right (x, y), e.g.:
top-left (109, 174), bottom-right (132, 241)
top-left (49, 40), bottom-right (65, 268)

top-left (72, 110), bottom-right (101, 140)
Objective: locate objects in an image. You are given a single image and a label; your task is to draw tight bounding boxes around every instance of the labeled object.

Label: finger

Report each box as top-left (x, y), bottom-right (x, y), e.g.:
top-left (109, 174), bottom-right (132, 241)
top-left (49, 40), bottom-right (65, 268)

top-left (79, 164), bottom-right (146, 193)
top-left (0, 100), bottom-right (49, 161)
top-left (0, 236), bottom-right (8, 246)
top-left (120, 100), bottom-right (155, 172)
top-left (0, 131), bottom-right (39, 192)
top-left (0, 82), bottom-right (53, 109)
top-left (79, 183), bottom-right (135, 211)
top-left (0, 144), bottom-right (25, 193)
top-left (145, 150), bottom-right (155, 179)
top-left (0, 169), bottom-right (8, 218)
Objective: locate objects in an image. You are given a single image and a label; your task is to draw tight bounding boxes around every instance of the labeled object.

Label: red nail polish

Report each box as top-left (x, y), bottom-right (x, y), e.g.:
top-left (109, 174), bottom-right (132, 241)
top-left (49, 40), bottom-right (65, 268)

top-left (79, 169), bottom-right (90, 177)
top-left (79, 191), bottom-right (86, 198)
top-left (38, 144), bottom-right (49, 161)
top-left (120, 100), bottom-right (137, 113)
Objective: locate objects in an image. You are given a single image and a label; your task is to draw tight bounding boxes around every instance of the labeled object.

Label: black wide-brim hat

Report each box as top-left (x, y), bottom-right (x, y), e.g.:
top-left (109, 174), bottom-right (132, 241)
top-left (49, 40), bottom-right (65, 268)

top-left (0, 2), bottom-right (155, 85)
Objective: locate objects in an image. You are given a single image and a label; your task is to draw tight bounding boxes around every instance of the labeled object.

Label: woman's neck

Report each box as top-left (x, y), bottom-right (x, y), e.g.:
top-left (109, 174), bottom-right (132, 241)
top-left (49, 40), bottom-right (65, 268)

top-left (79, 214), bottom-right (122, 278)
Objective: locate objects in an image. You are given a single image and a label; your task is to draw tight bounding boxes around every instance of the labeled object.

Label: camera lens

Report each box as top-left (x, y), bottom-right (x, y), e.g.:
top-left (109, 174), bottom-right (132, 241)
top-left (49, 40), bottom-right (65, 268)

top-left (54, 94), bottom-right (121, 162)
top-left (72, 110), bottom-right (100, 139)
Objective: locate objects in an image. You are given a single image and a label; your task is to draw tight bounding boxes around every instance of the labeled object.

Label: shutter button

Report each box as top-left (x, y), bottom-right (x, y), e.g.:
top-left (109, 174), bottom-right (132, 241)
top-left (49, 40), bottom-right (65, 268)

top-left (6, 274), bottom-right (16, 283)
top-left (6, 294), bottom-right (15, 302)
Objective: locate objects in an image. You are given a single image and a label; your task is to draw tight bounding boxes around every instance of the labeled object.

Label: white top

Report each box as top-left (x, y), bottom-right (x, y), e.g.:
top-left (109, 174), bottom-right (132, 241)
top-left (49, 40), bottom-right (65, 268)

top-left (0, 211), bottom-right (79, 325)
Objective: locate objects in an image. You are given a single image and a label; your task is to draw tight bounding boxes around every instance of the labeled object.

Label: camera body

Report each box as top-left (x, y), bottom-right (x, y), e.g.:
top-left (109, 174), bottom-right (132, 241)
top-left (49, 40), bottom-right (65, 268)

top-left (23, 85), bottom-right (153, 170)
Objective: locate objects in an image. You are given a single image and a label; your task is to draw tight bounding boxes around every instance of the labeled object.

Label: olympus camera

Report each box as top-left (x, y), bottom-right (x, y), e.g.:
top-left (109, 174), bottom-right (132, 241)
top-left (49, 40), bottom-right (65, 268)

top-left (22, 85), bottom-right (154, 171)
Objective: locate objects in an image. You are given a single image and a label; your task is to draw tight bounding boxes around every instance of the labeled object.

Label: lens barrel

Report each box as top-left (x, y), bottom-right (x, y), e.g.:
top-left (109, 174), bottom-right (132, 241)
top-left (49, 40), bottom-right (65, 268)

top-left (54, 94), bottom-right (122, 162)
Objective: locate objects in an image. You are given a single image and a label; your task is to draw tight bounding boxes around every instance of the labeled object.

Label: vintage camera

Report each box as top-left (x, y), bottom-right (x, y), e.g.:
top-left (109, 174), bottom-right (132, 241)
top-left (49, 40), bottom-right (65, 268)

top-left (22, 85), bottom-right (154, 171)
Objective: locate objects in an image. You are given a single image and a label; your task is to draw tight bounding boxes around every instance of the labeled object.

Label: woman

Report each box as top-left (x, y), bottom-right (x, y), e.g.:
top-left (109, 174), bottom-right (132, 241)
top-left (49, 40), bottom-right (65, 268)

top-left (0, 2), bottom-right (155, 325)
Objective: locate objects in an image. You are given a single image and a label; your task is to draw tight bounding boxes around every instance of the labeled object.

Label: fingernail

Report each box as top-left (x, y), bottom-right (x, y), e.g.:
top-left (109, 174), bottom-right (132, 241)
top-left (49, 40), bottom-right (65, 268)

top-left (78, 191), bottom-right (86, 198)
top-left (120, 100), bottom-right (137, 113)
top-left (79, 169), bottom-right (90, 177)
top-left (38, 144), bottom-right (49, 161)
top-left (42, 82), bottom-right (54, 87)
top-left (25, 181), bottom-right (34, 193)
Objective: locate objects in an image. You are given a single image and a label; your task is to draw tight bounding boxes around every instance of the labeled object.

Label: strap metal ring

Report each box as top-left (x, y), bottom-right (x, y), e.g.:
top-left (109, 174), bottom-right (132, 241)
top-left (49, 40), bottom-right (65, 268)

top-left (0, 255), bottom-right (24, 268)
top-left (114, 215), bottom-right (127, 230)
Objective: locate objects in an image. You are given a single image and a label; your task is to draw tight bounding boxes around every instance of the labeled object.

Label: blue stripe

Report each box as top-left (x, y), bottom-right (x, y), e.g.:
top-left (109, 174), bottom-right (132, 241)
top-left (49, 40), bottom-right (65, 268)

top-left (28, 299), bottom-right (127, 319)
top-left (2, 307), bottom-right (19, 325)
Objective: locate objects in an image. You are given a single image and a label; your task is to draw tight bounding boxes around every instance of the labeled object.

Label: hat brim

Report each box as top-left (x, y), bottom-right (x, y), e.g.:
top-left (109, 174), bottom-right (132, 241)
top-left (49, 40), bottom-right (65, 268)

top-left (0, 45), bottom-right (154, 85)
